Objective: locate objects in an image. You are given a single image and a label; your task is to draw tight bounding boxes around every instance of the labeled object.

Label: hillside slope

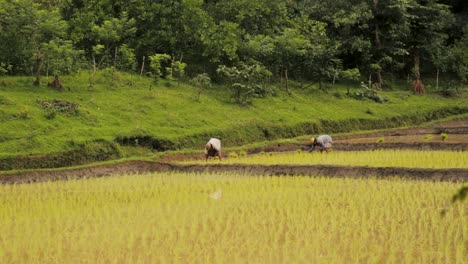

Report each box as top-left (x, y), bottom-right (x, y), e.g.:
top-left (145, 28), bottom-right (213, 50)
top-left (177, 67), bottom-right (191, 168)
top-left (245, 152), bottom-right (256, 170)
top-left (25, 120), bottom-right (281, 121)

top-left (0, 72), bottom-right (467, 158)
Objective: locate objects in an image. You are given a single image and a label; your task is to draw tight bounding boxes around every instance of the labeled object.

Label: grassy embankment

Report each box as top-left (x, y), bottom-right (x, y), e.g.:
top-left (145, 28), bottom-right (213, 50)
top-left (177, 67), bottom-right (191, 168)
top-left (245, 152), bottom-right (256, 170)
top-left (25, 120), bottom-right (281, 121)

top-left (0, 172), bottom-right (464, 263)
top-left (0, 70), bottom-right (467, 169)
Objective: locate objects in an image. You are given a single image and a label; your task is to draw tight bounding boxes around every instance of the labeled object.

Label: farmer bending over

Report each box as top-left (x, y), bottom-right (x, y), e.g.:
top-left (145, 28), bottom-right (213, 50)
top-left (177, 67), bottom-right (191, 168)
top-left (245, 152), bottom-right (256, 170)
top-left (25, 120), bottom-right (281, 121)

top-left (205, 138), bottom-right (222, 161)
top-left (309, 135), bottom-right (333, 153)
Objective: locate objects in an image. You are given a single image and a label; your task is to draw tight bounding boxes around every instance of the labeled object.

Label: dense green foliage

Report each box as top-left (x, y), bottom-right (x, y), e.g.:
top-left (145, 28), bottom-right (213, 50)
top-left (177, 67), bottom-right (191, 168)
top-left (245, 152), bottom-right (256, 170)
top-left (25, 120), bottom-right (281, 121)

top-left (0, 0), bottom-right (467, 90)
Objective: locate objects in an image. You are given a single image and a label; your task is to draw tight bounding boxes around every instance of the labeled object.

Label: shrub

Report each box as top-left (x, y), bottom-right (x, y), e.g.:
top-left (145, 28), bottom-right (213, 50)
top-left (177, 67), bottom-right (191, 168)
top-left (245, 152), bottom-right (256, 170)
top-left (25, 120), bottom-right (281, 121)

top-left (217, 62), bottom-right (272, 105)
top-left (14, 110), bottom-right (30, 120)
top-left (36, 99), bottom-right (79, 115)
top-left (353, 82), bottom-right (388, 103)
top-left (438, 81), bottom-right (460, 97)
top-left (190, 73), bottom-right (211, 102)
top-left (46, 111), bottom-right (57, 120)
top-left (149, 53), bottom-right (171, 83)
top-left (0, 96), bottom-right (13, 105)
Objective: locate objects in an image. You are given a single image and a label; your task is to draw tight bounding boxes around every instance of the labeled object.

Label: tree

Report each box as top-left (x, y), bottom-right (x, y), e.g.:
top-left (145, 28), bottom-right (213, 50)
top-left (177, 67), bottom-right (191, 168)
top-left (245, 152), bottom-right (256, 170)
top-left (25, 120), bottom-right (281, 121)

top-left (342, 68), bottom-right (361, 95)
top-left (217, 62), bottom-right (272, 105)
top-left (91, 12), bottom-right (137, 79)
top-left (190, 73), bottom-right (211, 102)
top-left (201, 20), bottom-right (241, 63)
top-left (0, 0), bottom-right (67, 83)
top-left (295, 16), bottom-right (337, 90)
top-left (405, 0), bottom-right (454, 81)
top-left (273, 27), bottom-right (311, 94)
top-left (44, 40), bottom-right (83, 77)
top-left (171, 61), bottom-right (187, 86)
top-left (149, 54), bottom-right (171, 83)
top-left (117, 44), bottom-right (137, 73)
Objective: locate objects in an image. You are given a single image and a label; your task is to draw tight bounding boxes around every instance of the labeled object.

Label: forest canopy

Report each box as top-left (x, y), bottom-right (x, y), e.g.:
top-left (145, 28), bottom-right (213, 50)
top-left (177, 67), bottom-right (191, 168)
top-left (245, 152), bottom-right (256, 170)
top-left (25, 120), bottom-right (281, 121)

top-left (0, 0), bottom-right (467, 88)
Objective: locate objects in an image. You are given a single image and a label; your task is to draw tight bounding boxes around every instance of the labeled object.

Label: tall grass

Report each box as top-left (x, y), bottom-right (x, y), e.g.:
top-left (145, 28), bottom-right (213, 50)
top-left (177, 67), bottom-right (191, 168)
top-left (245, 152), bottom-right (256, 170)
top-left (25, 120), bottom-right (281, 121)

top-left (0, 172), bottom-right (465, 263)
top-left (192, 150), bottom-right (468, 169)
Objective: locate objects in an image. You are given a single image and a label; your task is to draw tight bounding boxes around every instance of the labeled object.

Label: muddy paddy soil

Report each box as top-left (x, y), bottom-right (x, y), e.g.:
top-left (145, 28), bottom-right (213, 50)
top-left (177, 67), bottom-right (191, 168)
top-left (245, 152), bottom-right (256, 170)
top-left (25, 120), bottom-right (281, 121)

top-left (1, 160), bottom-right (466, 184)
top-left (1, 118), bottom-right (467, 184)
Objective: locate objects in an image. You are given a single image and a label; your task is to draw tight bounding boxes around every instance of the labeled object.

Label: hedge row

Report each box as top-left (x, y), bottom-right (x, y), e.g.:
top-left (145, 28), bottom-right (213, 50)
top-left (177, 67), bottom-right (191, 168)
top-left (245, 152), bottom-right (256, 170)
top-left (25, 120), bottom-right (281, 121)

top-left (0, 140), bottom-right (122, 171)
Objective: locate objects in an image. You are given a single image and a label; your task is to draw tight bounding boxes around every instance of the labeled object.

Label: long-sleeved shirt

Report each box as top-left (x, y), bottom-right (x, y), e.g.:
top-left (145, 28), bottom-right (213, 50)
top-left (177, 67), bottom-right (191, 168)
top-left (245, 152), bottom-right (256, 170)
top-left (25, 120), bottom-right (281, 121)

top-left (310, 135), bottom-right (333, 152)
top-left (204, 138), bottom-right (221, 154)
top-left (316, 135), bottom-right (332, 146)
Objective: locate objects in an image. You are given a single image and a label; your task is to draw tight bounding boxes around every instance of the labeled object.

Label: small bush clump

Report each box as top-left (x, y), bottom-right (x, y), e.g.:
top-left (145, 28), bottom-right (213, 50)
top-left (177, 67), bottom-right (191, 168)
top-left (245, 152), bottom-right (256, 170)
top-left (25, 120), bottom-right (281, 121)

top-left (353, 82), bottom-right (388, 103)
top-left (14, 110), bottom-right (30, 120)
top-left (37, 99), bottom-right (79, 115)
top-left (0, 96), bottom-right (13, 105)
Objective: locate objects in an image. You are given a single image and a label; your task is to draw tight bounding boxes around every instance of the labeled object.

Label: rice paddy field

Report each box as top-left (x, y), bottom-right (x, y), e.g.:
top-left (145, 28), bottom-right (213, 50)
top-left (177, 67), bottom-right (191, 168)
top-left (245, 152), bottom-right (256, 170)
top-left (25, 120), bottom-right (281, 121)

top-left (195, 150), bottom-right (468, 169)
top-left (0, 172), bottom-right (466, 263)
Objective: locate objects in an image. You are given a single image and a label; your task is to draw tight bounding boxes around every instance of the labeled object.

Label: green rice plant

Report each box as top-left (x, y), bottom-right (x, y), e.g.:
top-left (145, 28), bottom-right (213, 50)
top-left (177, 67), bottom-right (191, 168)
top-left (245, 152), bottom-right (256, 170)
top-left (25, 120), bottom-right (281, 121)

top-left (239, 150), bottom-right (247, 157)
top-left (0, 172), bottom-right (464, 263)
top-left (376, 137), bottom-right (385, 143)
top-left (423, 134), bottom-right (434, 141)
top-left (188, 150), bottom-right (468, 169)
top-left (228, 152), bottom-right (238, 158)
top-left (440, 133), bottom-right (449, 141)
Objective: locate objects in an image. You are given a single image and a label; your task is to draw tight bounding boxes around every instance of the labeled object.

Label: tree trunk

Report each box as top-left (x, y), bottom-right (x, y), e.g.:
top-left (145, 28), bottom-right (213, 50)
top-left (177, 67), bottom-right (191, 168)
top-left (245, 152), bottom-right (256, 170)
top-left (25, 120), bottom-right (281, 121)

top-left (139, 56), bottom-right (145, 79)
top-left (332, 71), bottom-right (336, 89)
top-left (33, 53), bottom-right (43, 86)
top-left (112, 46), bottom-right (118, 81)
top-left (373, 0), bottom-right (383, 87)
top-left (375, 68), bottom-right (382, 88)
top-left (368, 72), bottom-right (372, 88)
top-left (89, 55), bottom-right (96, 90)
top-left (45, 57), bottom-right (49, 83)
top-left (284, 67), bottom-right (289, 95)
top-left (413, 48), bottom-right (421, 80)
top-left (436, 68), bottom-right (439, 89)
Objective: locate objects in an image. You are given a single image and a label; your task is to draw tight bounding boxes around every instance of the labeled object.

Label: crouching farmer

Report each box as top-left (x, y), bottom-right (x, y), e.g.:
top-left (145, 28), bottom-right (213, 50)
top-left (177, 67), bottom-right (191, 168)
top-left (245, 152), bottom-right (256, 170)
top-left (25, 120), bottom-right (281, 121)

top-left (309, 135), bottom-right (333, 153)
top-left (205, 138), bottom-right (222, 161)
